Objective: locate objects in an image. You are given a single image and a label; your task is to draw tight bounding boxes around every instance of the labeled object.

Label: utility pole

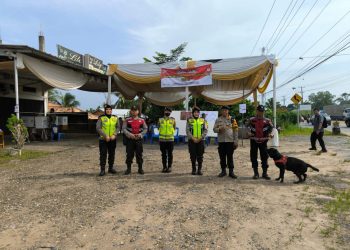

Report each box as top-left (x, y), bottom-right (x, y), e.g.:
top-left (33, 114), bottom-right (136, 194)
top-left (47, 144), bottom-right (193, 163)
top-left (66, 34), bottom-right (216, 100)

top-left (282, 96), bottom-right (286, 106)
top-left (299, 86), bottom-right (304, 104)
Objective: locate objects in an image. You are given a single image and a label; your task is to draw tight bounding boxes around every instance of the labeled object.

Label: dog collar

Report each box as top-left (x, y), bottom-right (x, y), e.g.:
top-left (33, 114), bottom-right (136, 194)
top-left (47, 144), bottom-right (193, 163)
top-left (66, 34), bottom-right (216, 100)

top-left (274, 155), bottom-right (288, 165)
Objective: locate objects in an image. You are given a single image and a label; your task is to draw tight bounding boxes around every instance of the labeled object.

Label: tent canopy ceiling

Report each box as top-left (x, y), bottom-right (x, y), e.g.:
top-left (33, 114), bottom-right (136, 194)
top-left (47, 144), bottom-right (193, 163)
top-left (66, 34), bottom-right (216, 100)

top-left (0, 45), bottom-right (276, 106)
top-left (109, 55), bottom-right (275, 105)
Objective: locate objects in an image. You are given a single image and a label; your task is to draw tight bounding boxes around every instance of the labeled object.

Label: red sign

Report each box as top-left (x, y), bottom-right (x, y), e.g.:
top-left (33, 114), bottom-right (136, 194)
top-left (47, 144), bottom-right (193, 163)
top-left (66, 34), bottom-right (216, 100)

top-left (161, 64), bottom-right (213, 88)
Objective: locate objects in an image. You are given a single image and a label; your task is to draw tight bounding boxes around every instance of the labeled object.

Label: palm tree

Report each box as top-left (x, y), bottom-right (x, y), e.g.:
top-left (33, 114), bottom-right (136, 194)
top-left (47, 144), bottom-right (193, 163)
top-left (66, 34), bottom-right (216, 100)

top-left (60, 93), bottom-right (80, 111)
top-left (48, 89), bottom-right (61, 104)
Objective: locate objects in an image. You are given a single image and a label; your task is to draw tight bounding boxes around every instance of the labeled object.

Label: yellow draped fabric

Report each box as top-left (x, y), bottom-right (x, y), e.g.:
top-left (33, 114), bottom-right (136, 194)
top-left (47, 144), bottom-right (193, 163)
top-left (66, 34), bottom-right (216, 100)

top-left (107, 55), bottom-right (276, 106)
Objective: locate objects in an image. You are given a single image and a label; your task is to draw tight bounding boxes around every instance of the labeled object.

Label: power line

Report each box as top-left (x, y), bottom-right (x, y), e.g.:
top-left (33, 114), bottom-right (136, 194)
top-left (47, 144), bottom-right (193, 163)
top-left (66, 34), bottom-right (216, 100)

top-left (265, 40), bottom-right (350, 95)
top-left (278, 42), bottom-right (350, 90)
top-left (285, 30), bottom-right (350, 80)
top-left (277, 0), bottom-right (319, 56)
top-left (280, 53), bottom-right (350, 60)
top-left (250, 0), bottom-right (277, 55)
top-left (279, 6), bottom-right (349, 78)
top-left (279, 0), bottom-right (331, 60)
top-left (269, 0), bottom-right (306, 51)
top-left (298, 9), bottom-right (350, 57)
top-left (265, 0), bottom-right (295, 49)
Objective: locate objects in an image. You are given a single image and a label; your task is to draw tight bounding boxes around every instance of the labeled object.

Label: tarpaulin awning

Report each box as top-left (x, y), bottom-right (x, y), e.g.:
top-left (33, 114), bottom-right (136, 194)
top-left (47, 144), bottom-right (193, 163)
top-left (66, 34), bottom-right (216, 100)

top-left (108, 55), bottom-right (275, 105)
top-left (0, 45), bottom-right (276, 106)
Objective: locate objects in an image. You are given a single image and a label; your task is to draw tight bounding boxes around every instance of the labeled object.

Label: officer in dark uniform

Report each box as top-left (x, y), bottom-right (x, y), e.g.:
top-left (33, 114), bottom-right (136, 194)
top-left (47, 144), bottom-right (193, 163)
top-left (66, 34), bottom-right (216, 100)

top-left (248, 105), bottom-right (273, 180)
top-left (96, 104), bottom-right (118, 176)
top-left (186, 106), bottom-right (208, 175)
top-left (123, 106), bottom-right (148, 175)
top-left (158, 107), bottom-right (176, 173)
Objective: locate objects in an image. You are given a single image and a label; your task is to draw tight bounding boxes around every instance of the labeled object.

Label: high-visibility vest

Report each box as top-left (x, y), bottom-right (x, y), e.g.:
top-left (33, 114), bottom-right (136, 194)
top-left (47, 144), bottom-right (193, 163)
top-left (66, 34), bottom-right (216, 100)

top-left (100, 115), bottom-right (118, 138)
top-left (188, 117), bottom-right (205, 138)
top-left (159, 117), bottom-right (175, 141)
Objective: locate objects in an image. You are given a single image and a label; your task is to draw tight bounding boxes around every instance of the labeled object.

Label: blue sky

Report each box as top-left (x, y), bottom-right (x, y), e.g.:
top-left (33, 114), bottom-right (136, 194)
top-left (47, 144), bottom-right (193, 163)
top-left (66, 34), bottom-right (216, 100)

top-left (1, 0), bottom-right (349, 109)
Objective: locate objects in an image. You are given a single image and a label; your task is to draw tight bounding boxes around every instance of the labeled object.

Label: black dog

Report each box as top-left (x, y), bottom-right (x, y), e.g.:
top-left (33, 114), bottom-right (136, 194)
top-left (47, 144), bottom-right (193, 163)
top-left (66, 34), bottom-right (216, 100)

top-left (267, 148), bottom-right (319, 184)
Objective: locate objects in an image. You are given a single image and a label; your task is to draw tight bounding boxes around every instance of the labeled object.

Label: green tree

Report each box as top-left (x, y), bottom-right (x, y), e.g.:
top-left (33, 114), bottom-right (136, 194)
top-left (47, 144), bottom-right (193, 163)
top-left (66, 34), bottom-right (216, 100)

top-left (143, 43), bottom-right (192, 64)
top-left (335, 92), bottom-right (350, 105)
top-left (265, 98), bottom-right (282, 111)
top-left (189, 97), bottom-right (220, 111)
top-left (307, 91), bottom-right (335, 109)
top-left (48, 89), bottom-right (61, 104)
top-left (60, 93), bottom-right (80, 108)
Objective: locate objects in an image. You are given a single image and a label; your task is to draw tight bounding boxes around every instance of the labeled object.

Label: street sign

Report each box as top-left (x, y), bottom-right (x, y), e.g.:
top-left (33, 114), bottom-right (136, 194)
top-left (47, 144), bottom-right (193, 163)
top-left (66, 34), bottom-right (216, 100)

top-left (291, 93), bottom-right (302, 105)
top-left (239, 103), bottom-right (247, 113)
top-left (300, 104), bottom-right (312, 111)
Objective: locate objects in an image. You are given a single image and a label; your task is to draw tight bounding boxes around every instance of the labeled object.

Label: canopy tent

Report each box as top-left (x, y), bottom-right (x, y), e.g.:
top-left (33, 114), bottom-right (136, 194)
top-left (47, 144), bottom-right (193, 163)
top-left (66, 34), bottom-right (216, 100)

top-left (0, 45), bottom-right (277, 127)
top-left (108, 55), bottom-right (275, 106)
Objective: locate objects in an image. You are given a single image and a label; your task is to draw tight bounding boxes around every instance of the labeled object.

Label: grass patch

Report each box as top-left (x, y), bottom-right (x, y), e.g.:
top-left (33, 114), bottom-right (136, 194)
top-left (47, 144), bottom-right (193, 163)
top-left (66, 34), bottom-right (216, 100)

top-left (324, 190), bottom-right (350, 217)
top-left (0, 150), bottom-right (51, 166)
top-left (304, 206), bottom-right (314, 218)
top-left (320, 190), bottom-right (350, 241)
top-left (280, 124), bottom-right (332, 137)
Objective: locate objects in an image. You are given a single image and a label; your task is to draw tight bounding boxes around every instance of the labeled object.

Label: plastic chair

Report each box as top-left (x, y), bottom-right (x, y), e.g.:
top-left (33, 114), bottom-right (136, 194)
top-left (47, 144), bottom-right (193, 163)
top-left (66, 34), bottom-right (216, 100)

top-left (174, 127), bottom-right (180, 144)
top-left (205, 136), bottom-right (210, 146)
top-left (150, 126), bottom-right (159, 144)
top-left (51, 125), bottom-right (64, 141)
top-left (143, 133), bottom-right (149, 143)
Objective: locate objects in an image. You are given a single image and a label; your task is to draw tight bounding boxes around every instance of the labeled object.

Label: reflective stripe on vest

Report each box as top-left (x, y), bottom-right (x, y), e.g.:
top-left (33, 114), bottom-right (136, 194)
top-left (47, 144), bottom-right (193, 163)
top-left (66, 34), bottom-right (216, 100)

top-left (159, 117), bottom-right (175, 141)
top-left (100, 115), bottom-right (118, 138)
top-left (188, 118), bottom-right (205, 138)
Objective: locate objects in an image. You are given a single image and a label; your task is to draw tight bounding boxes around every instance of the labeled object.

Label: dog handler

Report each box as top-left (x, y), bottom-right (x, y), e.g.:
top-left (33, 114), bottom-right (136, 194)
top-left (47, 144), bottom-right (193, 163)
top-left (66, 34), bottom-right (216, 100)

top-left (248, 105), bottom-right (274, 180)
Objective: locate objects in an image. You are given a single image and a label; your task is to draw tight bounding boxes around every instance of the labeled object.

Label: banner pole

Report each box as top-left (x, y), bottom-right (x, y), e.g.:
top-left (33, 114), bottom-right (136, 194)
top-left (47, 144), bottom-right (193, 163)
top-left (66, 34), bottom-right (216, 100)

top-left (13, 57), bottom-right (20, 119)
top-left (185, 86), bottom-right (189, 111)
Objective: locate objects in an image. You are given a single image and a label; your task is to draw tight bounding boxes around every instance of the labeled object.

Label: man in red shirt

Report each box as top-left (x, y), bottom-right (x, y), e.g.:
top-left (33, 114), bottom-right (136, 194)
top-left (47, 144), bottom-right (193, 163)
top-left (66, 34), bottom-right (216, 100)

top-left (248, 105), bottom-right (273, 180)
top-left (123, 106), bottom-right (148, 175)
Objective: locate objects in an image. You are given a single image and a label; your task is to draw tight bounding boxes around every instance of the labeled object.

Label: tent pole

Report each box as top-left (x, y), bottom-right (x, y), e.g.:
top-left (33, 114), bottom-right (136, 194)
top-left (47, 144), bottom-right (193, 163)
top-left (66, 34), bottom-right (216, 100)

top-left (273, 62), bottom-right (277, 127)
top-left (253, 89), bottom-right (258, 108)
top-left (13, 57), bottom-right (20, 119)
top-left (138, 93), bottom-right (143, 114)
top-left (107, 75), bottom-right (112, 105)
top-left (185, 87), bottom-right (189, 111)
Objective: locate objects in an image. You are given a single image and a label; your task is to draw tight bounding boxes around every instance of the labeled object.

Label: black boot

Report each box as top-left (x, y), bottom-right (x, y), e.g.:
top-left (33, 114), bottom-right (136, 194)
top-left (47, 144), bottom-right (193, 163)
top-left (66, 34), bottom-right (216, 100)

top-left (197, 164), bottom-right (203, 175)
top-left (229, 168), bottom-right (237, 179)
top-left (252, 168), bottom-right (259, 179)
top-left (99, 166), bottom-right (105, 176)
top-left (162, 165), bottom-right (167, 173)
top-left (262, 168), bottom-right (271, 180)
top-left (191, 164), bottom-right (196, 175)
top-left (138, 164), bottom-right (144, 175)
top-left (108, 166), bottom-right (117, 174)
top-left (124, 164), bottom-right (131, 175)
top-left (166, 165), bottom-right (172, 173)
top-left (218, 168), bottom-right (227, 177)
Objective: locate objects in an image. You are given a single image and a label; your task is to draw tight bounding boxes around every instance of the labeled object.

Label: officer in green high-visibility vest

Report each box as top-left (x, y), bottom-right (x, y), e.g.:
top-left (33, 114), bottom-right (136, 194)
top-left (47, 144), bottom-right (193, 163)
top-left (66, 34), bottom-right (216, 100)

top-left (96, 105), bottom-right (118, 176)
top-left (186, 106), bottom-right (208, 175)
top-left (158, 107), bottom-right (176, 173)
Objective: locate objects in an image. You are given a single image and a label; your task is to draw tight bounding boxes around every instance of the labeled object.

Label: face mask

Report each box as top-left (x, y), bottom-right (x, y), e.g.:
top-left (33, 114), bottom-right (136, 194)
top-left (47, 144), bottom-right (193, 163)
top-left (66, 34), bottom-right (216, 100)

top-left (165, 112), bottom-right (170, 117)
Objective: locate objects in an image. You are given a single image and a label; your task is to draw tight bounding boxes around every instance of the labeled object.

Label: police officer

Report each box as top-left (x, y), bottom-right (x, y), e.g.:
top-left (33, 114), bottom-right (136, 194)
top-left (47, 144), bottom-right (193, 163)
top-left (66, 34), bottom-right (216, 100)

top-left (96, 104), bottom-right (118, 176)
top-left (213, 106), bottom-right (239, 178)
top-left (123, 105), bottom-right (148, 175)
top-left (158, 107), bottom-right (176, 173)
top-left (248, 105), bottom-right (273, 180)
top-left (186, 106), bottom-right (208, 175)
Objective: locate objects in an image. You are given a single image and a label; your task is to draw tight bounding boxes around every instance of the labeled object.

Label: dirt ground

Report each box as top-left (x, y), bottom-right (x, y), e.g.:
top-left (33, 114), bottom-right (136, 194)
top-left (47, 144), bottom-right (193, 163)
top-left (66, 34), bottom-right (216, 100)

top-left (0, 134), bottom-right (349, 250)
